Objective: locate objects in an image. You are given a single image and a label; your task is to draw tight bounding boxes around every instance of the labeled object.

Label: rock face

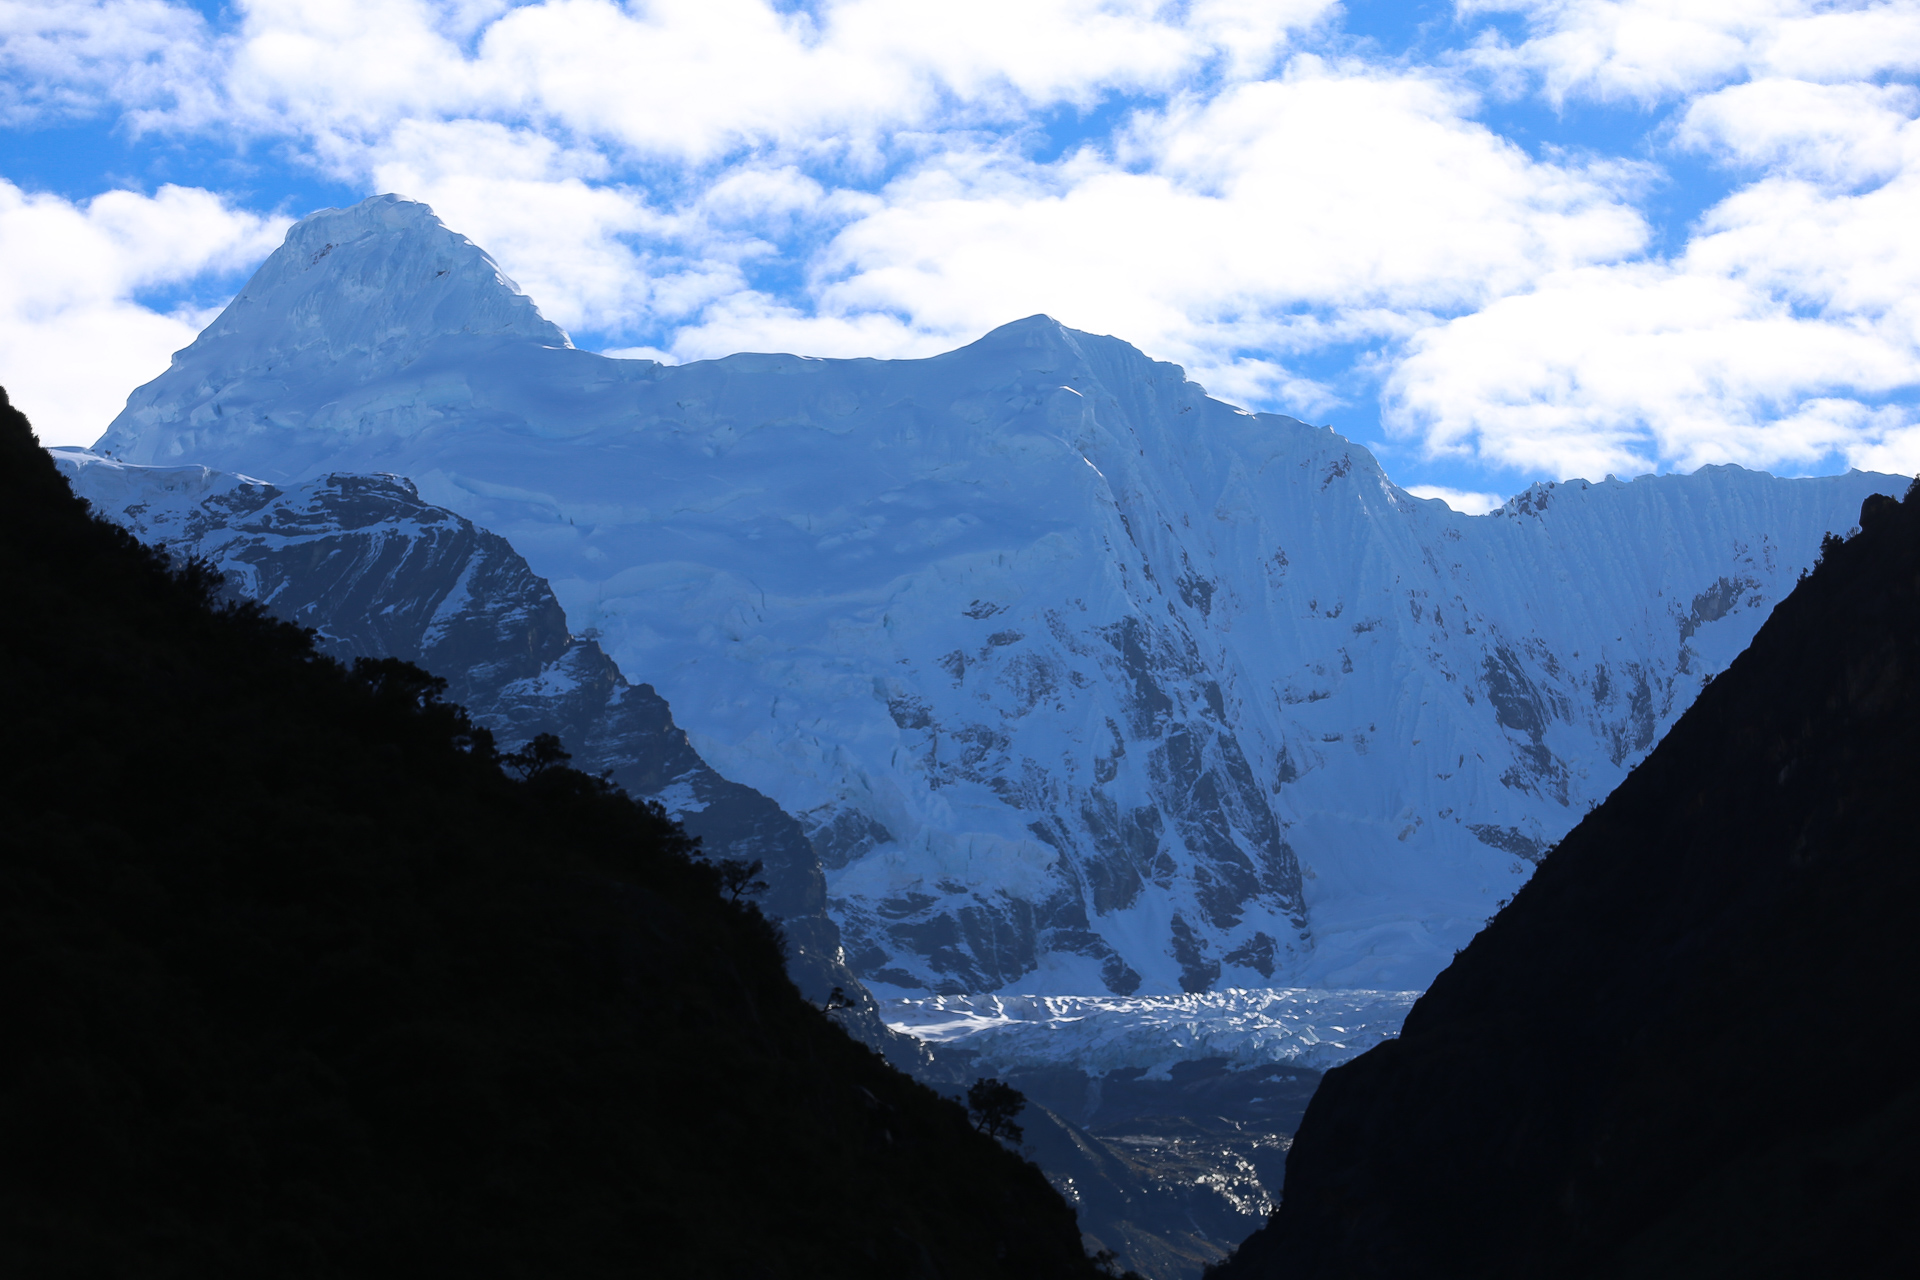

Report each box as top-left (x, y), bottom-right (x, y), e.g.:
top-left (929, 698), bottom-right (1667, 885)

top-left (52, 450), bottom-right (899, 1048)
top-left (1211, 489), bottom-right (1920, 1279)
top-left (94, 194), bottom-right (1908, 995)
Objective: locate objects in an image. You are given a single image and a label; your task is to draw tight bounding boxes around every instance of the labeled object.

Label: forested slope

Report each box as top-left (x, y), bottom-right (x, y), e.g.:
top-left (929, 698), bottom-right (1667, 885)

top-left (0, 384), bottom-right (1094, 1280)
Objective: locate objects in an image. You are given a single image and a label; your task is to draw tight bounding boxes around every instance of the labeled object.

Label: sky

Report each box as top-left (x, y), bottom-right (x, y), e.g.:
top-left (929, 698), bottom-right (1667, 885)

top-left (3, 1), bottom-right (1918, 512)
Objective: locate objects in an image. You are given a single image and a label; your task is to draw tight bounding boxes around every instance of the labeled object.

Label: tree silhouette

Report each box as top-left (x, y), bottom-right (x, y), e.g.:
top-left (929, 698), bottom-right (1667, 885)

top-left (966, 1077), bottom-right (1025, 1143)
top-left (503, 732), bottom-right (571, 780)
top-left (717, 857), bottom-right (768, 902)
top-left (352, 655), bottom-right (448, 707)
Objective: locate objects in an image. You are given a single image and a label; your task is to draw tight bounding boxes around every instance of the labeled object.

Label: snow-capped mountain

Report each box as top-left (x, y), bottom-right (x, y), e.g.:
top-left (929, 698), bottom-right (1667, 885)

top-left (94, 195), bottom-right (1909, 995)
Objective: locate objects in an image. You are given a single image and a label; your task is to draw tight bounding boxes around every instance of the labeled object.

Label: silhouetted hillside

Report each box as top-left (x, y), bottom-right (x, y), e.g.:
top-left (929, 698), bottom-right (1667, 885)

top-left (0, 383), bottom-right (1095, 1280)
top-left (1212, 484), bottom-right (1920, 1279)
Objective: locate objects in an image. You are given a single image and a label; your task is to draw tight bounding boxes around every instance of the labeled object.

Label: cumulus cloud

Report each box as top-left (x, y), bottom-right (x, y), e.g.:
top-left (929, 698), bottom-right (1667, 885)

top-left (1386, 154), bottom-right (1920, 479)
top-left (190, 0), bottom-right (1340, 164)
top-left (0, 0), bottom-right (215, 124)
top-left (1677, 77), bottom-right (1919, 186)
top-left (1403, 484), bottom-right (1507, 514)
top-left (1385, 21), bottom-right (1920, 479)
top-left (658, 62), bottom-right (1648, 404)
top-left (1386, 260), bottom-right (1918, 478)
top-left (1846, 420), bottom-right (1920, 474)
top-left (0, 179), bottom-right (288, 445)
top-left (1465, 0), bottom-right (1920, 105)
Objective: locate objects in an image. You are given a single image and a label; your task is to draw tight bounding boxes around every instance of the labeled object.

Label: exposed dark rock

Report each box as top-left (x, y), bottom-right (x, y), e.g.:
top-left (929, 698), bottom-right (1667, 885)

top-left (1464, 823), bottom-right (1545, 863)
top-left (1223, 932), bottom-right (1278, 980)
top-left (1169, 914), bottom-right (1222, 994)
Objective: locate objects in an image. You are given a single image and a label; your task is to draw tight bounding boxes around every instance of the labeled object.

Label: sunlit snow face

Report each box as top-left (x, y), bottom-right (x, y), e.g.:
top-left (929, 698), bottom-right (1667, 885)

top-left (4, 0), bottom-right (1920, 494)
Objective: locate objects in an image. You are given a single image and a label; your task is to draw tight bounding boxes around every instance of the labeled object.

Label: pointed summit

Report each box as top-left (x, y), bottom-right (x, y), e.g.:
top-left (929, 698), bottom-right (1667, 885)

top-left (950, 314), bottom-right (1091, 368)
top-left (213, 194), bottom-right (568, 357)
top-left (97, 195), bottom-right (570, 461)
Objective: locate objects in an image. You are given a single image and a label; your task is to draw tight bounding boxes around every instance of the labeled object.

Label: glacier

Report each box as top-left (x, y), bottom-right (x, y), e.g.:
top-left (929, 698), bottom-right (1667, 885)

top-left (92, 194), bottom-right (1910, 997)
top-left (882, 989), bottom-right (1420, 1078)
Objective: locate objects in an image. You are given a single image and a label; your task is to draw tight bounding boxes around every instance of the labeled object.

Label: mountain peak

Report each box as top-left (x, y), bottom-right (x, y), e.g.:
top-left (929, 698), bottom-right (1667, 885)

top-left (200, 193), bottom-right (569, 360)
top-left (96, 195), bottom-right (570, 460)
top-left (958, 313), bottom-right (1087, 361)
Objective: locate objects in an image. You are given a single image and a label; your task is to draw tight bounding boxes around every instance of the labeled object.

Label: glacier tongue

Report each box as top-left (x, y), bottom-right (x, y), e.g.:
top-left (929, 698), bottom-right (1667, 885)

top-left (92, 195), bottom-right (1912, 997)
top-left (881, 989), bottom-right (1421, 1077)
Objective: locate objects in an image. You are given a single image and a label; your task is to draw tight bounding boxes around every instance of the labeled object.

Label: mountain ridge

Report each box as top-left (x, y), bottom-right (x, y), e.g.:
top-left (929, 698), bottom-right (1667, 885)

top-left (94, 194), bottom-right (1909, 996)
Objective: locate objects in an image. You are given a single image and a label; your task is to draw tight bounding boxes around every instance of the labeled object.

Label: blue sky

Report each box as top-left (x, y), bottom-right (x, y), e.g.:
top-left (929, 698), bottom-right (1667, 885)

top-left (4, 1), bottom-right (1919, 511)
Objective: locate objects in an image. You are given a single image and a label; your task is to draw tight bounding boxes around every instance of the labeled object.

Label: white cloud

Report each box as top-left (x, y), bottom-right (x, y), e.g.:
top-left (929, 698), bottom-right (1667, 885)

top-left (1188, 0), bottom-right (1342, 77)
top-left (185, 0), bottom-right (1344, 166)
top-left (597, 344), bottom-right (678, 364)
top-left (1845, 420), bottom-right (1920, 475)
top-left (0, 179), bottom-right (288, 446)
top-left (468, 0), bottom-right (1343, 156)
top-left (1677, 77), bottom-right (1919, 186)
top-left (1385, 238), bottom-right (1920, 480)
top-left (220, 0), bottom-right (491, 157)
top-left (0, 0), bottom-right (215, 124)
top-left (652, 61), bottom-right (1647, 406)
top-left (1385, 3), bottom-right (1915, 481)
top-left (1403, 484), bottom-right (1507, 514)
top-left (1464, 1), bottom-right (1920, 105)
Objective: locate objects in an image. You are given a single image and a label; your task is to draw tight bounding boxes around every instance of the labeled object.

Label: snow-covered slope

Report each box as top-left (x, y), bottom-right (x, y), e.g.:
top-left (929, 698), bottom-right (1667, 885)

top-left (95, 195), bottom-right (1910, 994)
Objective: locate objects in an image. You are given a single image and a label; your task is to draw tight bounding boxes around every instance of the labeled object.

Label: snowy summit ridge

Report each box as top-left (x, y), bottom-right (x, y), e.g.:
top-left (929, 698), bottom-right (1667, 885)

top-left (106, 195), bottom-right (570, 462)
top-left (92, 195), bottom-right (1909, 996)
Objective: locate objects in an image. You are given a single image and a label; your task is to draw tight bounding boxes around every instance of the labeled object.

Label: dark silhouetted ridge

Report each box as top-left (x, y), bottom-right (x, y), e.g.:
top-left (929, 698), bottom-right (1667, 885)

top-left (0, 383), bottom-right (1094, 1280)
top-left (1214, 485), bottom-right (1920, 1279)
